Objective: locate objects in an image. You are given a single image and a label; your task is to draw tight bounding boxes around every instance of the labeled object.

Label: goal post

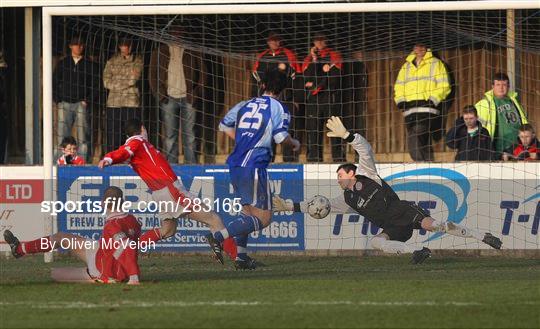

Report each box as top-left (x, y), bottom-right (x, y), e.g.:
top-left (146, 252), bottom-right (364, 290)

top-left (41, 1), bottom-right (540, 261)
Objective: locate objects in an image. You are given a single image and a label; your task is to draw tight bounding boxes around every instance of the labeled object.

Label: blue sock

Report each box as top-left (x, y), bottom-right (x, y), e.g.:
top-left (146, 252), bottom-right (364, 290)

top-left (212, 228), bottom-right (230, 242)
top-left (227, 214), bottom-right (262, 238)
top-left (234, 234), bottom-right (249, 260)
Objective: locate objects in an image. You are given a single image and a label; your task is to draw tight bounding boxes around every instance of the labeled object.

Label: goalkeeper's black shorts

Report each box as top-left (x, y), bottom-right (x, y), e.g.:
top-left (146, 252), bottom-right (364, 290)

top-left (381, 201), bottom-right (429, 242)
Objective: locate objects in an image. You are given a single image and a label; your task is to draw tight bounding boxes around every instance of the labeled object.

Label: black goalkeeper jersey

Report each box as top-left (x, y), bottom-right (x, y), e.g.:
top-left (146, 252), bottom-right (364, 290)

top-left (300, 133), bottom-right (428, 233)
top-left (343, 174), bottom-right (401, 229)
top-left (317, 133), bottom-right (428, 232)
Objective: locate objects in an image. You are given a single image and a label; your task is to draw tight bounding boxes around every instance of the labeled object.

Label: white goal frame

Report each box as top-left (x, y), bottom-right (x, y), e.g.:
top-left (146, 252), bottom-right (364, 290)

top-left (41, 1), bottom-right (540, 261)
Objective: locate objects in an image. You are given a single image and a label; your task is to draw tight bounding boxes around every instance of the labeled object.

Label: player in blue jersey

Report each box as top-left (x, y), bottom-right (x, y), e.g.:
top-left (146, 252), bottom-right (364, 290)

top-left (208, 70), bottom-right (300, 270)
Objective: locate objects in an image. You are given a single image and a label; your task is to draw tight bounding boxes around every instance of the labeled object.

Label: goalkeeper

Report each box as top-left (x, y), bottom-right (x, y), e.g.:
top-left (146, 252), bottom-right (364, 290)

top-left (273, 116), bottom-right (502, 264)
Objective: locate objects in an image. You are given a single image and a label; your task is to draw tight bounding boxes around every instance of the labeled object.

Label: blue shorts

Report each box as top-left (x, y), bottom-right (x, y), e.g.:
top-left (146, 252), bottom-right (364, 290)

top-left (229, 166), bottom-right (271, 210)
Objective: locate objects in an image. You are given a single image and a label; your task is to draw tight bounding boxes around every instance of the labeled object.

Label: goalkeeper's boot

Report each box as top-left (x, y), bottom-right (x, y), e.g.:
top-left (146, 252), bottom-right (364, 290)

top-left (411, 247), bottom-right (431, 264)
top-left (3, 230), bottom-right (23, 259)
top-left (205, 234), bottom-right (224, 265)
top-left (234, 255), bottom-right (257, 270)
top-left (482, 233), bottom-right (502, 249)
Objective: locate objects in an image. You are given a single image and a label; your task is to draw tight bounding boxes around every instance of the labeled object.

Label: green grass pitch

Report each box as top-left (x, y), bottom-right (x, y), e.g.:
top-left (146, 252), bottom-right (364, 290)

top-left (1, 254), bottom-right (539, 328)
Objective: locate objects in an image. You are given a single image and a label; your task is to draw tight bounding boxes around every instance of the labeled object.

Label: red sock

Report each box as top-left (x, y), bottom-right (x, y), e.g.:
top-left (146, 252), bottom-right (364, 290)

top-left (222, 238), bottom-right (237, 260)
top-left (139, 229), bottom-right (161, 244)
top-left (19, 236), bottom-right (53, 255)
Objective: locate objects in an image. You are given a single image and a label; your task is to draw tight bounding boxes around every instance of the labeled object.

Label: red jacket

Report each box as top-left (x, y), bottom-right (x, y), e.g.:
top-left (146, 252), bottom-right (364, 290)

top-left (252, 47), bottom-right (301, 79)
top-left (505, 138), bottom-right (539, 161)
top-left (103, 135), bottom-right (178, 191)
top-left (301, 47), bottom-right (343, 96)
top-left (96, 212), bottom-right (141, 282)
top-left (301, 47), bottom-right (343, 72)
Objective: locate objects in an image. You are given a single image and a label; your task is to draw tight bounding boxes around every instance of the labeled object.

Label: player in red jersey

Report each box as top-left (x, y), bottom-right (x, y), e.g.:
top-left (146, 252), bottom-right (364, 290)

top-left (98, 118), bottom-right (227, 263)
top-left (3, 186), bottom-right (145, 284)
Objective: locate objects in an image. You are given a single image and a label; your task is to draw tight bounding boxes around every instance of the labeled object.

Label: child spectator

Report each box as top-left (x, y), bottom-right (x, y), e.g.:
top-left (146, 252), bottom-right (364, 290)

top-left (503, 124), bottom-right (538, 161)
top-left (57, 136), bottom-right (86, 165)
top-left (445, 105), bottom-right (493, 161)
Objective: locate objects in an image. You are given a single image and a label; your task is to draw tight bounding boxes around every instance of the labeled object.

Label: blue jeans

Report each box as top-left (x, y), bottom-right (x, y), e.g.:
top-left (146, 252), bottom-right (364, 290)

top-left (57, 101), bottom-right (90, 162)
top-left (160, 97), bottom-right (196, 164)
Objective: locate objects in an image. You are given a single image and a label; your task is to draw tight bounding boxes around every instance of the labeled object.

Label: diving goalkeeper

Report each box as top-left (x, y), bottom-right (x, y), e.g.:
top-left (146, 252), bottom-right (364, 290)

top-left (273, 116), bottom-right (502, 264)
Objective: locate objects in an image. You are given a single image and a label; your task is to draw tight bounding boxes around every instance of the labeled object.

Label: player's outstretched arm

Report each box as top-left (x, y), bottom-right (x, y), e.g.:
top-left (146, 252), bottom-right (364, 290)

top-left (98, 140), bottom-right (140, 169)
top-left (326, 116), bottom-right (379, 180)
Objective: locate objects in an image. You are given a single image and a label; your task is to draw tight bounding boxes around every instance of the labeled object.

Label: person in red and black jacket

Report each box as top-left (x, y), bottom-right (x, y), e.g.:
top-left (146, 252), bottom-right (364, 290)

top-left (252, 32), bottom-right (300, 96)
top-left (503, 124), bottom-right (539, 161)
top-left (445, 105), bottom-right (493, 161)
top-left (252, 32), bottom-right (302, 162)
top-left (301, 33), bottom-right (344, 162)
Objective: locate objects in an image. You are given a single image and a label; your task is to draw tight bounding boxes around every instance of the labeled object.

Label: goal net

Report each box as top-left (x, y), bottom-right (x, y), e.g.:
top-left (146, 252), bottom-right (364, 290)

top-left (47, 6), bottom-right (539, 254)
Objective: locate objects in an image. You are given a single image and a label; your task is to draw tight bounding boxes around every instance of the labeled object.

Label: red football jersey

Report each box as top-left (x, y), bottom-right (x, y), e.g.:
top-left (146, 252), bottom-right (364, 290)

top-left (103, 135), bottom-right (178, 191)
top-left (57, 155), bottom-right (86, 166)
top-left (95, 212), bottom-right (142, 282)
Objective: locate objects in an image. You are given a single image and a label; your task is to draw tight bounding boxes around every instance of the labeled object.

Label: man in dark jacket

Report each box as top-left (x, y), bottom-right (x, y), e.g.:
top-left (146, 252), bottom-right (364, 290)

top-left (53, 36), bottom-right (99, 163)
top-left (301, 33), bottom-right (344, 162)
top-left (446, 105), bottom-right (493, 161)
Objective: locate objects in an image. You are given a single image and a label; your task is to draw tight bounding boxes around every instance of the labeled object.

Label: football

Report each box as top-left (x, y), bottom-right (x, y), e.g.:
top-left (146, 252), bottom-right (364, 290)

top-left (306, 195), bottom-right (331, 219)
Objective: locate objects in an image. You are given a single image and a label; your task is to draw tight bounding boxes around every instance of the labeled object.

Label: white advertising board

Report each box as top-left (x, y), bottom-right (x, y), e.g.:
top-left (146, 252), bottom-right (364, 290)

top-left (304, 163), bottom-right (539, 250)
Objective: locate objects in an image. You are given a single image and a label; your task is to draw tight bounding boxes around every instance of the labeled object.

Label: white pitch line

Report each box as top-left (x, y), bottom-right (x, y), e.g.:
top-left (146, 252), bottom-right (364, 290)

top-left (2, 300), bottom-right (533, 309)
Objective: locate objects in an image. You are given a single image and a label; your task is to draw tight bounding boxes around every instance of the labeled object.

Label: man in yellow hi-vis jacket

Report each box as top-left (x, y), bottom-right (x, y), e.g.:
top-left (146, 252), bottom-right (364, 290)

top-left (394, 40), bottom-right (451, 161)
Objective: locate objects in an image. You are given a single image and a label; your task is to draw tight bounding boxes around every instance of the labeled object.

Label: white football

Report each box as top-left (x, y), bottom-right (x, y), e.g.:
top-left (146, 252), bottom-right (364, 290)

top-left (306, 195), bottom-right (331, 219)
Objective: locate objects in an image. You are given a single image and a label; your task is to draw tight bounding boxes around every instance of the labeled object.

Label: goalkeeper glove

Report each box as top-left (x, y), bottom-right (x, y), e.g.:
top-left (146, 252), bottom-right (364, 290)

top-left (272, 195), bottom-right (293, 212)
top-left (326, 116), bottom-right (350, 140)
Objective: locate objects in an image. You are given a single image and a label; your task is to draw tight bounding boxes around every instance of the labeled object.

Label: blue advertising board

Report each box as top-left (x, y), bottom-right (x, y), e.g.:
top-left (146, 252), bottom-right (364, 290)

top-left (57, 164), bottom-right (304, 251)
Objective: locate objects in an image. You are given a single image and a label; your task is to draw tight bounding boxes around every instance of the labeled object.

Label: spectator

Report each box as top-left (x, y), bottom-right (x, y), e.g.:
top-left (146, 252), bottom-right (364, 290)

top-left (301, 33), bottom-right (344, 162)
top-left (57, 136), bottom-right (86, 166)
top-left (503, 124), bottom-right (538, 161)
top-left (475, 72), bottom-right (528, 159)
top-left (252, 32), bottom-right (300, 96)
top-left (103, 37), bottom-right (143, 152)
top-left (445, 105), bottom-right (493, 161)
top-left (149, 26), bottom-right (204, 164)
top-left (53, 36), bottom-right (98, 163)
top-left (342, 50), bottom-right (368, 143)
top-left (394, 39), bottom-right (451, 162)
top-left (252, 32), bottom-right (302, 162)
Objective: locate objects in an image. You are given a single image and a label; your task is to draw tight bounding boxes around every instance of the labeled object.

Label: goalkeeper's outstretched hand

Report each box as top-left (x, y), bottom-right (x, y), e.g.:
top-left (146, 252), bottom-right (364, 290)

top-left (326, 116), bottom-right (350, 139)
top-left (272, 195), bottom-right (293, 212)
